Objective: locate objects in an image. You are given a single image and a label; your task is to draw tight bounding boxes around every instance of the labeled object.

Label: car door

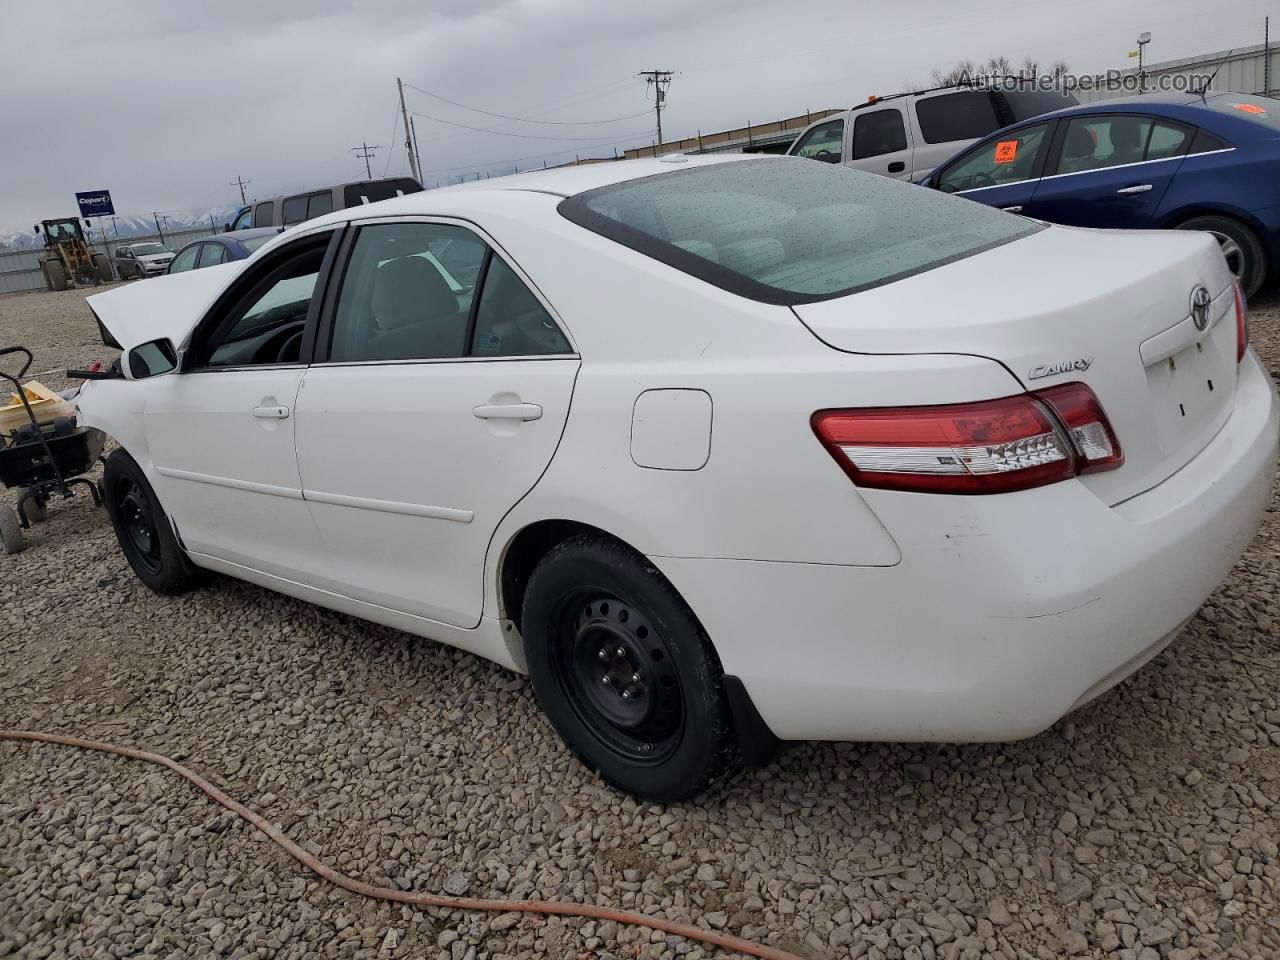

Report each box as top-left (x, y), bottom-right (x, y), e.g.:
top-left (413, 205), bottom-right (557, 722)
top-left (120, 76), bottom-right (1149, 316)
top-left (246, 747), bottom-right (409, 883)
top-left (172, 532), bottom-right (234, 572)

top-left (846, 107), bottom-right (913, 179)
top-left (1028, 114), bottom-right (1191, 229)
top-left (293, 218), bottom-right (580, 628)
top-left (140, 228), bottom-right (340, 583)
top-left (932, 120), bottom-right (1055, 215)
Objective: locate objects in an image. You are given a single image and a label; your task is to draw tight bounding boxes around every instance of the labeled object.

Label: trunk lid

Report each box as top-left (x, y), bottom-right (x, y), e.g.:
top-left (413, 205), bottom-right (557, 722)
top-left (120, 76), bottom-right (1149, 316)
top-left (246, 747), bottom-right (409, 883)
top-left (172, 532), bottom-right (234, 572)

top-left (793, 224), bottom-right (1238, 504)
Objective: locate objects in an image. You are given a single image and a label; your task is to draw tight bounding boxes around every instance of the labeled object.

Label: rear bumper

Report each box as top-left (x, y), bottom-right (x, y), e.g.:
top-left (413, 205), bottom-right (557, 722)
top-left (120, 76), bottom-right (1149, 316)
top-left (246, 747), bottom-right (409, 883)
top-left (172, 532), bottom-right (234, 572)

top-left (653, 351), bottom-right (1278, 742)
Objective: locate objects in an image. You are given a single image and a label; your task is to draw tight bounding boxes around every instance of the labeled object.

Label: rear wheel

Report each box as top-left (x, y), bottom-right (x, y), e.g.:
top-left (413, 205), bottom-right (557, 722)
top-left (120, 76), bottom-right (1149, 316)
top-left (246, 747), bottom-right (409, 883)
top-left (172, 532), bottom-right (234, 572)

top-left (522, 535), bottom-right (739, 802)
top-left (0, 506), bottom-right (24, 555)
top-left (1177, 215), bottom-right (1267, 298)
top-left (102, 450), bottom-right (201, 593)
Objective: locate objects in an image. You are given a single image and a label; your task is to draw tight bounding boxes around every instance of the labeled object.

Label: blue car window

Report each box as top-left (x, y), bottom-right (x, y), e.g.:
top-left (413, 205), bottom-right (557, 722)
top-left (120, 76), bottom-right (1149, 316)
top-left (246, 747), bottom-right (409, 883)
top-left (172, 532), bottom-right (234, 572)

top-left (936, 123), bottom-right (1049, 194)
top-left (1146, 122), bottom-right (1190, 161)
top-left (1058, 116), bottom-right (1152, 174)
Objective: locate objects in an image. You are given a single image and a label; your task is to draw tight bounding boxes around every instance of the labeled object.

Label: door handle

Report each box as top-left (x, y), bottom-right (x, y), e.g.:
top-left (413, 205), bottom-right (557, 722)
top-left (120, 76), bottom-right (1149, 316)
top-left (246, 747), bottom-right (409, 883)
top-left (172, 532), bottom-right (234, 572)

top-left (472, 402), bottom-right (542, 421)
top-left (1116, 184), bottom-right (1153, 195)
top-left (1001, 205), bottom-right (1024, 213)
top-left (252, 405), bottom-right (290, 419)
top-left (887, 161), bottom-right (905, 173)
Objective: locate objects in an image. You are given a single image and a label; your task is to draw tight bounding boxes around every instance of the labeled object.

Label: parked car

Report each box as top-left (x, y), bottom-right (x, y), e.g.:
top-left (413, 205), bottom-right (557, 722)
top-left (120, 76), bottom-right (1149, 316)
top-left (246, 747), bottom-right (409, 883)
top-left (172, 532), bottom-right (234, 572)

top-left (111, 242), bottom-right (175, 280)
top-left (167, 228), bottom-right (281, 275)
top-left (785, 82), bottom-right (1077, 181)
top-left (922, 92), bottom-right (1280, 296)
top-left (225, 177), bottom-right (423, 231)
top-left (77, 155), bottom-right (1276, 802)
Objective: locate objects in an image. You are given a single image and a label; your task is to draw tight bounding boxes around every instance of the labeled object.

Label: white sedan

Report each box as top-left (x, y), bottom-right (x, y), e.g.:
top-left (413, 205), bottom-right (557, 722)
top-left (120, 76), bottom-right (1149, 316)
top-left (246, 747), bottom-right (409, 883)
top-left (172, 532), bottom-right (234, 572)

top-left (78, 154), bottom-right (1278, 802)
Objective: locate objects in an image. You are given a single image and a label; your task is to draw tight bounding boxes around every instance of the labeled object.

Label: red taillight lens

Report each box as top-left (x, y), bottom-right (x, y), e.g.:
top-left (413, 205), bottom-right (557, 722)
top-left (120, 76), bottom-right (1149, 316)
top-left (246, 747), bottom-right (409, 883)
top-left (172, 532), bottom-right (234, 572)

top-left (1234, 280), bottom-right (1249, 363)
top-left (812, 383), bottom-right (1122, 495)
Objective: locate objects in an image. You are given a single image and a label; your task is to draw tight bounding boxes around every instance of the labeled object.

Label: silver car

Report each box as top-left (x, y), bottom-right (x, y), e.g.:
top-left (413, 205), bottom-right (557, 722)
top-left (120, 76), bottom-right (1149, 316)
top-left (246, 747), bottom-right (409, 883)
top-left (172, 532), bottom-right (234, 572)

top-left (112, 242), bottom-right (175, 279)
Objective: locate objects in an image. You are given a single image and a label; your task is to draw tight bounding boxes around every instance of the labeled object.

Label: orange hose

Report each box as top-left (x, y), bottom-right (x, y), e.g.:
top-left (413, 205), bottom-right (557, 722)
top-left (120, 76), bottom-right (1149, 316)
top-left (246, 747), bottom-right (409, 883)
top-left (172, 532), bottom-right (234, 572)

top-left (1, 730), bottom-right (804, 960)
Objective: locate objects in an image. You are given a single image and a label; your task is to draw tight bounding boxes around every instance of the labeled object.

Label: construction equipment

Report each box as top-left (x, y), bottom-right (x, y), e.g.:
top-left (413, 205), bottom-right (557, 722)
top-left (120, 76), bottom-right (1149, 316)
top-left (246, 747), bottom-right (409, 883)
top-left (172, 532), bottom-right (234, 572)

top-left (34, 218), bottom-right (112, 291)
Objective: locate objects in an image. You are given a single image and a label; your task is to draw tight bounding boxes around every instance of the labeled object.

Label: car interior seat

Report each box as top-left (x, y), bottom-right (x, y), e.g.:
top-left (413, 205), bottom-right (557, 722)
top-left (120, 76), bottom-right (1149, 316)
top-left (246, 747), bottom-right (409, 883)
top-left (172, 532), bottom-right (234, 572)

top-left (365, 256), bottom-right (466, 360)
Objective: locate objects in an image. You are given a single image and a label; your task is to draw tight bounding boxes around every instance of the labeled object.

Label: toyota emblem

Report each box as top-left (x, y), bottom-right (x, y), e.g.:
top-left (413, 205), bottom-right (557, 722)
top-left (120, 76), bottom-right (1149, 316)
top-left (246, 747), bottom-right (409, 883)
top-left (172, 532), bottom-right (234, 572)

top-left (1190, 285), bottom-right (1212, 331)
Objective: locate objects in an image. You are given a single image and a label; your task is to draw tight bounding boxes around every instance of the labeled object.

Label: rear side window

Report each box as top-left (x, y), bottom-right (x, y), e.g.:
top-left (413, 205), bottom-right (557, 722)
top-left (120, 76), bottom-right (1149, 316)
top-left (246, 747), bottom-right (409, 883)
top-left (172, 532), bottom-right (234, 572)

top-left (559, 158), bottom-right (1039, 305)
top-left (790, 119), bottom-right (844, 162)
top-left (915, 92), bottom-right (1000, 144)
top-left (470, 257), bottom-right (570, 357)
top-left (308, 191), bottom-right (334, 219)
top-left (252, 202), bottom-right (274, 228)
top-left (1190, 128), bottom-right (1230, 152)
top-left (282, 195), bottom-right (308, 225)
top-left (1146, 122), bottom-right (1191, 160)
top-left (851, 110), bottom-right (907, 159)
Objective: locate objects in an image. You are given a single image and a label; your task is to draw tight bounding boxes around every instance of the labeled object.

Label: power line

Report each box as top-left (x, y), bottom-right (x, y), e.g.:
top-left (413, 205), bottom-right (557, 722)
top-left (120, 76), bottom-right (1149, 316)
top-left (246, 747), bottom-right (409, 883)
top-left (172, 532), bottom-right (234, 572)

top-left (382, 102), bottom-right (400, 178)
top-left (229, 177), bottom-right (251, 205)
top-left (638, 69), bottom-right (674, 146)
top-left (411, 110), bottom-right (651, 142)
top-left (418, 131), bottom-right (655, 177)
top-left (351, 143), bottom-right (379, 179)
top-left (402, 81), bottom-right (650, 125)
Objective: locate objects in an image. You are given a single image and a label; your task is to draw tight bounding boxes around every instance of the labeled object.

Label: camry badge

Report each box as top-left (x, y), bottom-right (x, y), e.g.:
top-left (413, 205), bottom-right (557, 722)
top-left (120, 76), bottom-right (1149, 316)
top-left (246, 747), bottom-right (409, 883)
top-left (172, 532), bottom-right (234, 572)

top-left (1190, 284), bottom-right (1212, 331)
top-left (1028, 357), bottom-right (1093, 380)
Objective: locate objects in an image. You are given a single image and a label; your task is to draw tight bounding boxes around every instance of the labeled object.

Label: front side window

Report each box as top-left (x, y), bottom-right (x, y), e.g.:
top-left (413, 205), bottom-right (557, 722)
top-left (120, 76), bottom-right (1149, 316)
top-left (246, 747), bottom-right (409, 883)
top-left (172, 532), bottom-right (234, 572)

top-left (559, 158), bottom-right (1039, 305)
top-left (329, 223), bottom-right (485, 362)
top-left (195, 239), bottom-right (329, 368)
top-left (282, 195), bottom-right (308, 225)
top-left (851, 109), bottom-right (908, 160)
top-left (231, 208), bottom-right (253, 230)
top-left (791, 119), bottom-right (844, 162)
top-left (937, 122), bottom-right (1049, 193)
top-left (168, 246), bottom-right (200, 273)
top-left (198, 243), bottom-right (229, 268)
top-left (915, 91), bottom-right (1000, 144)
top-left (252, 202), bottom-right (274, 228)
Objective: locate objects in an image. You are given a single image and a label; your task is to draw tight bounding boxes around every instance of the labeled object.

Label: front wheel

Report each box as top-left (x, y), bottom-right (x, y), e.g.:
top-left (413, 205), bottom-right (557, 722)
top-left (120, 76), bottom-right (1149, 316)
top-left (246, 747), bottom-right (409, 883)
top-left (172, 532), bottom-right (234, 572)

top-left (522, 535), bottom-right (739, 802)
top-left (102, 450), bottom-right (201, 594)
top-left (1177, 215), bottom-right (1268, 298)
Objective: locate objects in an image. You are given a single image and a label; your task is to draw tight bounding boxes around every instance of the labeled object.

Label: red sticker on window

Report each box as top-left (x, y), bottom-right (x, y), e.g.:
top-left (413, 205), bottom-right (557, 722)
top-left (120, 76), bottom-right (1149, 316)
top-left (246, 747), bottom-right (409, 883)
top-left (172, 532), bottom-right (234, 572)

top-left (993, 140), bottom-right (1019, 164)
top-left (1232, 103), bottom-right (1266, 115)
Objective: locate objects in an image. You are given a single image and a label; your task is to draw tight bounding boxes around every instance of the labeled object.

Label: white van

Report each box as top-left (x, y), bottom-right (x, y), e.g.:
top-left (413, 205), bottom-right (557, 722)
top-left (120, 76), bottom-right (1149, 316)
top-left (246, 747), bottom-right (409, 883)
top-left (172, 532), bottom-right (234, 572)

top-left (785, 85), bottom-right (1076, 181)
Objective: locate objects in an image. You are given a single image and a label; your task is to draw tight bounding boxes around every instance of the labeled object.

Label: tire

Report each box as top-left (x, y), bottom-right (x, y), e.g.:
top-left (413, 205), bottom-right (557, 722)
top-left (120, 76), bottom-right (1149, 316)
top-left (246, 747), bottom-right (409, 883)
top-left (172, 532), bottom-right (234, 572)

top-left (15, 488), bottom-right (47, 524)
top-left (45, 259), bottom-right (69, 292)
top-left (1177, 215), bottom-right (1268, 298)
top-left (102, 449), bottom-right (201, 594)
top-left (522, 534), bottom-right (739, 802)
top-left (41, 261), bottom-right (54, 291)
top-left (92, 253), bottom-right (113, 283)
top-left (0, 506), bottom-right (24, 555)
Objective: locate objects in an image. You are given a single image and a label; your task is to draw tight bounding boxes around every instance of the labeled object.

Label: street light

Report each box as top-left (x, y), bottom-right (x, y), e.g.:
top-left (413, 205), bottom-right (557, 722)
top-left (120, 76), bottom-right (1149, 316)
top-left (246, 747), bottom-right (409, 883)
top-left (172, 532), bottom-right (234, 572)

top-left (1137, 31), bottom-right (1152, 92)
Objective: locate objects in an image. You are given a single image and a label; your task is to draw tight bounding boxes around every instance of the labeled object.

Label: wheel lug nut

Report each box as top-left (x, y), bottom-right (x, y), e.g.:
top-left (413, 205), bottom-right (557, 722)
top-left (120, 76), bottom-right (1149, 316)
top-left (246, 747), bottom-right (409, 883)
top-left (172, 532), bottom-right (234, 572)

top-left (621, 689), bottom-right (632, 699)
top-left (623, 684), bottom-right (640, 700)
top-left (601, 675), bottom-right (611, 685)
top-left (598, 648), bottom-right (610, 662)
top-left (631, 673), bottom-right (640, 683)
top-left (615, 646), bottom-right (626, 658)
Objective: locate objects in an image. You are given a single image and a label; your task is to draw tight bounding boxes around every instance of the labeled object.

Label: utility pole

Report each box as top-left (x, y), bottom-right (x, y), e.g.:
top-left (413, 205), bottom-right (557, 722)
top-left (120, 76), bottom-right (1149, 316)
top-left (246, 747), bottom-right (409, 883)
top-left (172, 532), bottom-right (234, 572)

top-left (153, 214), bottom-right (169, 243)
top-left (1265, 17), bottom-right (1270, 95)
top-left (351, 142), bottom-right (379, 180)
top-left (229, 176), bottom-right (251, 205)
top-left (410, 116), bottom-right (423, 182)
top-left (638, 69), bottom-right (674, 148)
top-left (397, 77), bottom-right (420, 182)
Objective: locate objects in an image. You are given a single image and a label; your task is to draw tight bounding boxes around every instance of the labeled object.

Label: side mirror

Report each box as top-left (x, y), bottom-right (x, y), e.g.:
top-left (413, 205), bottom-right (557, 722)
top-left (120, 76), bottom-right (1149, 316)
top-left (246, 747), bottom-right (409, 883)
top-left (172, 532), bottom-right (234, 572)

top-left (126, 338), bottom-right (178, 380)
top-left (33, 225), bottom-right (40, 234)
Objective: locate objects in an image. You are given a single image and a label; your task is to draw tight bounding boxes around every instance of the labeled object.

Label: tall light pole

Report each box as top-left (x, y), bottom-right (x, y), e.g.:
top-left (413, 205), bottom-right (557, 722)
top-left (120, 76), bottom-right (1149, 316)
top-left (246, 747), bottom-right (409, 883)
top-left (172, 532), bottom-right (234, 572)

top-left (1137, 31), bottom-right (1152, 92)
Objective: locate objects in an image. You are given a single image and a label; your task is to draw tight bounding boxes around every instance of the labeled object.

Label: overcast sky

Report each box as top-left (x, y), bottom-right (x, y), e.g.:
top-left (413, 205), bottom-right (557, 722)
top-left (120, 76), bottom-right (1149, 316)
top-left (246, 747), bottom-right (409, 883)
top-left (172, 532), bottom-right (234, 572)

top-left (0, 0), bottom-right (1273, 232)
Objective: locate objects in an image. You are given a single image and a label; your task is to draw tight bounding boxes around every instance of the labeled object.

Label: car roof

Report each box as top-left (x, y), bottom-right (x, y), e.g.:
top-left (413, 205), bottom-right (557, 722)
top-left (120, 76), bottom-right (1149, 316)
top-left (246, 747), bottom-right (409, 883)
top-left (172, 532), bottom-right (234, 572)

top-left (220, 227), bottom-right (280, 242)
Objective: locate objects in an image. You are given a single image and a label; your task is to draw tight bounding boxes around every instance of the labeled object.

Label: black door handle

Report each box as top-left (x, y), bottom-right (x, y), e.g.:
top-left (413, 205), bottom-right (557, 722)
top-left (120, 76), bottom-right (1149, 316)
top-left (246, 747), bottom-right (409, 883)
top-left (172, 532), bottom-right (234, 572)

top-left (888, 161), bottom-right (905, 173)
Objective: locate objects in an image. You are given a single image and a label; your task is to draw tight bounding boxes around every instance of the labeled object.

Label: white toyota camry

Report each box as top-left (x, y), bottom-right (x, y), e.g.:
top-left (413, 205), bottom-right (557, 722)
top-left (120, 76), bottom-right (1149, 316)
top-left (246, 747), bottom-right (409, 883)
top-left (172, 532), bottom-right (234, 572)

top-left (78, 154), bottom-right (1277, 802)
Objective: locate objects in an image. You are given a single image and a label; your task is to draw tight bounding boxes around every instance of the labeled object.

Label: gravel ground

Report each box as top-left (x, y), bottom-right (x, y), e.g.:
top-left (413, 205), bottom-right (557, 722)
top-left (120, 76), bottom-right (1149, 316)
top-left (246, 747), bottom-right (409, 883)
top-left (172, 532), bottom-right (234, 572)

top-left (1, 283), bottom-right (1278, 960)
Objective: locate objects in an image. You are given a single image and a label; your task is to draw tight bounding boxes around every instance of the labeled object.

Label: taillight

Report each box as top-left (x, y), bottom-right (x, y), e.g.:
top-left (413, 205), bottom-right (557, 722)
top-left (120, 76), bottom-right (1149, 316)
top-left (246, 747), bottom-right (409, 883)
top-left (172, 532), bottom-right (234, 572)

top-left (812, 383), bottom-right (1122, 495)
top-left (1234, 280), bottom-right (1249, 363)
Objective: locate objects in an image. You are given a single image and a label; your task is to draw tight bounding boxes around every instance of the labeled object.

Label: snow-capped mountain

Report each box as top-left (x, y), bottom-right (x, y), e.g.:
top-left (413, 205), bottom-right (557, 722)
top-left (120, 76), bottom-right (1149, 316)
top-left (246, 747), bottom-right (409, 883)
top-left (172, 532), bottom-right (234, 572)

top-left (0, 206), bottom-right (241, 250)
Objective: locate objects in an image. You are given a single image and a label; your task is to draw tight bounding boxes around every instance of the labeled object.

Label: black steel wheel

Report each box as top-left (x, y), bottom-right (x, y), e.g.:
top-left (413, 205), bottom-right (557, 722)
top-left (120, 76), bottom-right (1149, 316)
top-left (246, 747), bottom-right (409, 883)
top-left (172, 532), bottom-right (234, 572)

top-left (102, 449), bottom-right (202, 594)
top-left (523, 534), bottom-right (739, 802)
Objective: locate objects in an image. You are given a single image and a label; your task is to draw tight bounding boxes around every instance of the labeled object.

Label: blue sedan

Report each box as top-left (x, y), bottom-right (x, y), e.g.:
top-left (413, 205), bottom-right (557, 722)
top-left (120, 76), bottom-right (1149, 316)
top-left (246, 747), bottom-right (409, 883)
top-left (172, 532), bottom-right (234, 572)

top-left (166, 227), bottom-right (280, 275)
top-left (923, 92), bottom-right (1280, 295)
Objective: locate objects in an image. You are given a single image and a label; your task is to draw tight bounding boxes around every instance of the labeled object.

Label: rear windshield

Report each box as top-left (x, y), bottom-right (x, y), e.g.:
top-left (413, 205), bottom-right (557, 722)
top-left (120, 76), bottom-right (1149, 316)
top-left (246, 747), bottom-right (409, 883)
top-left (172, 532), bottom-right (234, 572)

top-left (1206, 94), bottom-right (1280, 130)
top-left (557, 158), bottom-right (1040, 305)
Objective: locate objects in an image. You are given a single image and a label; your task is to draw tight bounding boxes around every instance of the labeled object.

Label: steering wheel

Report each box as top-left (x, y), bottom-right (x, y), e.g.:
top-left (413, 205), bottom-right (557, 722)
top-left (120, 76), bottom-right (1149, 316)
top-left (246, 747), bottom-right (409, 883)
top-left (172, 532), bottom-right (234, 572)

top-left (274, 329), bottom-right (304, 364)
top-left (969, 171), bottom-right (995, 189)
top-left (813, 149), bottom-right (838, 163)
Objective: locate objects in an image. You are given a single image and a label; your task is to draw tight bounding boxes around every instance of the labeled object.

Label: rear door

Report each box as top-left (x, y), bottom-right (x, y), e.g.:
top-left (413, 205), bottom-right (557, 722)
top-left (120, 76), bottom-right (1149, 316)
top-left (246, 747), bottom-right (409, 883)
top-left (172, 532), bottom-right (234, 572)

top-left (293, 218), bottom-right (579, 628)
top-left (1029, 114), bottom-right (1192, 228)
top-left (846, 107), bottom-right (913, 179)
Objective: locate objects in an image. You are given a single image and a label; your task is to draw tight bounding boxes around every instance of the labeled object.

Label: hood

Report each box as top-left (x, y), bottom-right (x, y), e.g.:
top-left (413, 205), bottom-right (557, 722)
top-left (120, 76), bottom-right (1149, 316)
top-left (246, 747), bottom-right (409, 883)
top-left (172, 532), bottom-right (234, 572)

top-left (87, 260), bottom-right (248, 352)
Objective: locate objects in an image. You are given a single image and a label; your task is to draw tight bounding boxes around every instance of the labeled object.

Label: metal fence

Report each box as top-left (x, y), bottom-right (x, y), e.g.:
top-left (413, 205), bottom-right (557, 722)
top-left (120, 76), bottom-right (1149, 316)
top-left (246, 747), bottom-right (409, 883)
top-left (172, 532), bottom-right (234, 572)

top-left (0, 226), bottom-right (217, 296)
top-left (1075, 42), bottom-right (1279, 104)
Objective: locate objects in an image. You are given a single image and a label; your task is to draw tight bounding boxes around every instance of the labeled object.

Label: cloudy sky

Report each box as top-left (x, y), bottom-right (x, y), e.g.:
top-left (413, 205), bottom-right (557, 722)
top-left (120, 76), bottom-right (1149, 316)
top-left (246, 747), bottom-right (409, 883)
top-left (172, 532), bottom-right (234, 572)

top-left (0, 0), bottom-right (1273, 232)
